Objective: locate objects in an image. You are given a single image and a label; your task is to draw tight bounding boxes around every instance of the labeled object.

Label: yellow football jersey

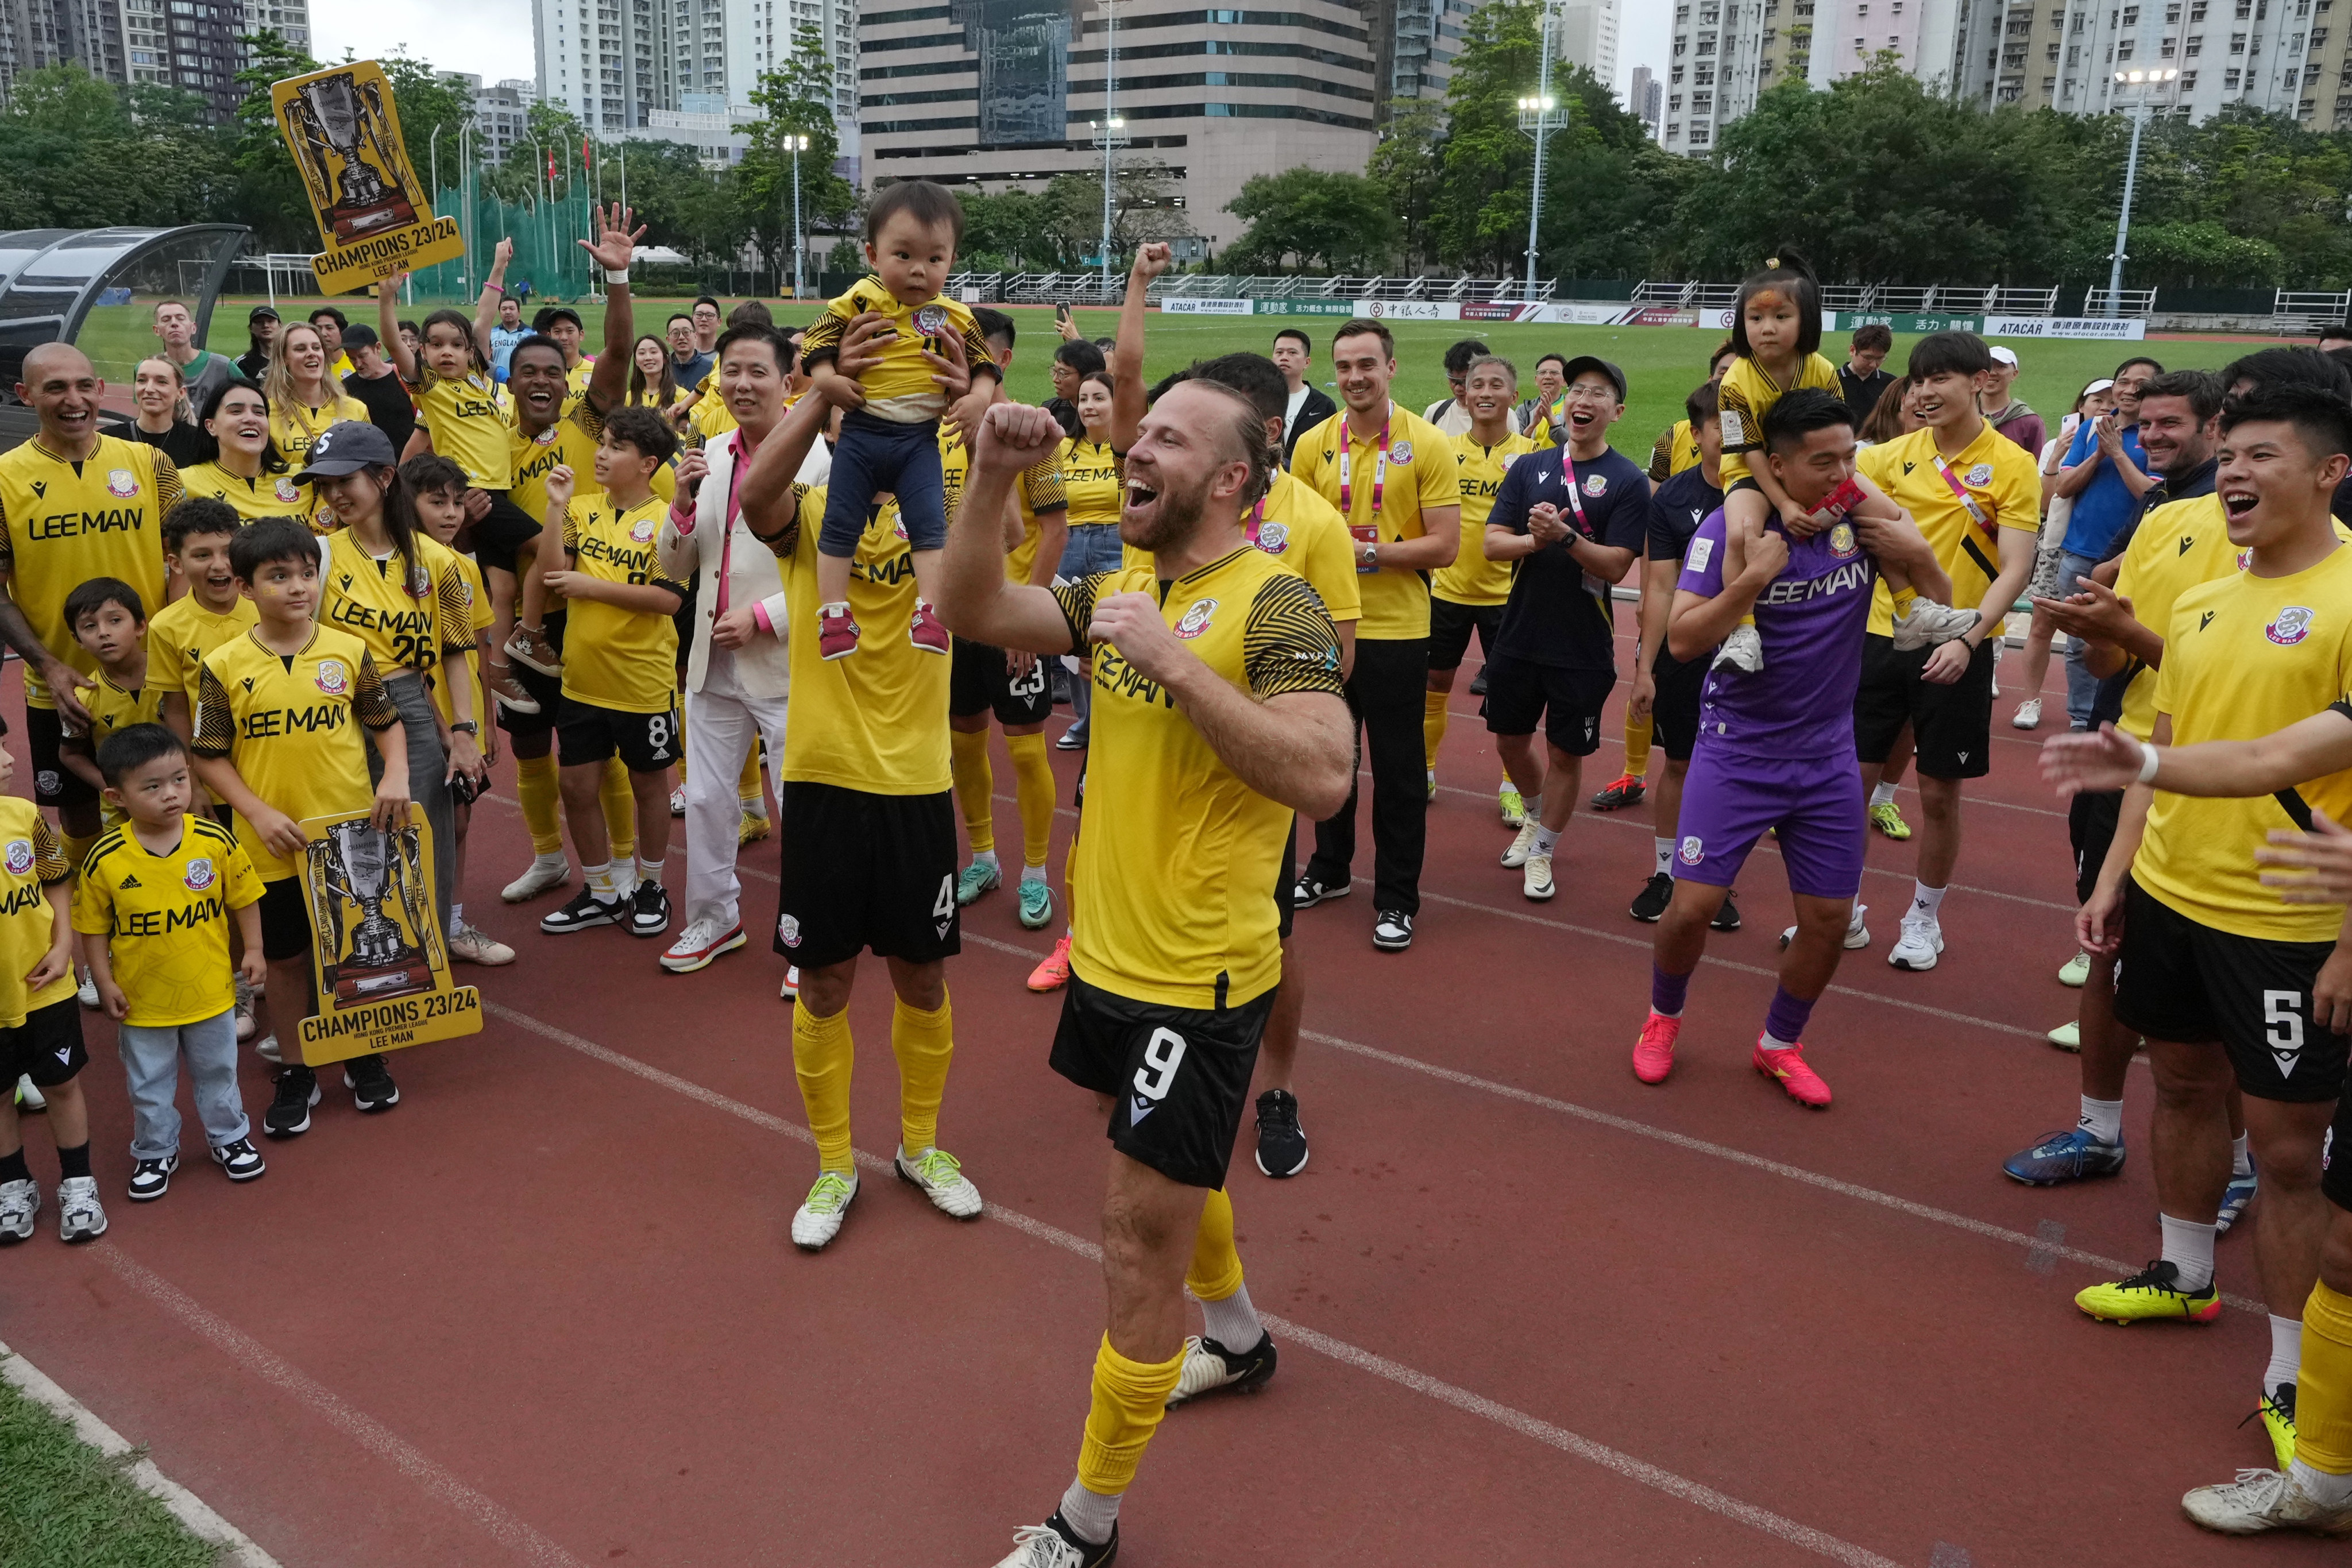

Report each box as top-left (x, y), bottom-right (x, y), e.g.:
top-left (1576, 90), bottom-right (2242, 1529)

top-left (940, 430), bottom-right (1067, 585)
top-left (1857, 423), bottom-right (2041, 638)
top-left (559, 494), bottom-right (687, 715)
top-left (1648, 419), bottom-right (1702, 483)
top-left (800, 279), bottom-right (996, 420)
top-left (145, 593), bottom-right (259, 706)
top-left (0, 434), bottom-right (178, 709)
top-left (61, 672), bottom-right (164, 829)
top-left (1058, 437), bottom-right (1125, 530)
top-left (320, 530), bottom-right (474, 682)
top-left (431, 550), bottom-right (494, 728)
top-left (1120, 469), bottom-right (1361, 625)
top-left (192, 626), bottom-right (401, 880)
top-left (1436, 430), bottom-right (1546, 606)
top-left (1054, 549), bottom-right (1344, 1009)
top-left (689, 388), bottom-right (737, 441)
top-left (176, 461), bottom-right (329, 533)
top-left (72, 814), bottom-right (262, 1028)
top-left (1716, 353), bottom-right (1840, 487)
top-left (782, 484), bottom-right (948, 794)
top-left (269, 395), bottom-right (368, 469)
top-left (1288, 403), bottom-right (1461, 640)
top-left (509, 403), bottom-right (675, 526)
top-left (413, 369), bottom-right (512, 490)
top-left (2138, 545), bottom-right (2352, 943)
top-left (0, 798), bottom-right (75, 1028)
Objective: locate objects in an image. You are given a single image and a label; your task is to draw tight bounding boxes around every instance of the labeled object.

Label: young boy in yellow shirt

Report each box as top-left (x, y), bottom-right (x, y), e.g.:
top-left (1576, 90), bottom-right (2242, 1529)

top-left (0, 739), bottom-right (98, 1243)
top-left (57, 579), bottom-right (161, 828)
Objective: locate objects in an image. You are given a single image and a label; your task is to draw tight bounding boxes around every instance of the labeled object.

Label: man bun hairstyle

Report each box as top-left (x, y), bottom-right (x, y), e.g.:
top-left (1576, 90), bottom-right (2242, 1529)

top-left (1733, 248), bottom-right (1822, 359)
top-left (603, 404), bottom-right (679, 468)
top-left (866, 179), bottom-right (965, 246)
top-left (96, 723), bottom-right (189, 789)
top-left (1762, 387), bottom-right (1857, 455)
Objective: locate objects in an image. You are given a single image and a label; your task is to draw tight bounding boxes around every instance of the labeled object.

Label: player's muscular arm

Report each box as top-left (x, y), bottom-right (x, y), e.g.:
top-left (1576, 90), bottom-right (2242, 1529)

top-left (2049, 709), bottom-right (2352, 800)
top-left (738, 392), bottom-right (835, 548)
top-left (1666, 528), bottom-right (1791, 662)
top-left (2036, 574), bottom-right (2161, 670)
top-left (1636, 557), bottom-right (1678, 679)
top-left (1849, 509), bottom-right (1951, 603)
top-left (579, 204), bottom-right (645, 415)
top-left (1111, 244), bottom-right (1170, 451)
top-left (467, 240), bottom-right (512, 366)
top-left (937, 404), bottom-right (1082, 656)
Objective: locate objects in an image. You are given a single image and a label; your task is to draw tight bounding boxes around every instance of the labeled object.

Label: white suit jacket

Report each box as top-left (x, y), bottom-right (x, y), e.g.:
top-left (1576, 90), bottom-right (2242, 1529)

top-left (656, 427), bottom-right (814, 699)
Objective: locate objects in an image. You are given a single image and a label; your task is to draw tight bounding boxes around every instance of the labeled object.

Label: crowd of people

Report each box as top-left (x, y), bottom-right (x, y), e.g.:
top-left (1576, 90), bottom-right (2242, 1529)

top-left (1, 186), bottom-right (2350, 1554)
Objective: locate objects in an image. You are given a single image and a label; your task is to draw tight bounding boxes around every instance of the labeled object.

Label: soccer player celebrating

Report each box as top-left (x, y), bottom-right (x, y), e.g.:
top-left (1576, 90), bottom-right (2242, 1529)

top-left (1851, 332), bottom-right (2042, 971)
top-left (1485, 357), bottom-right (1648, 901)
top-left (2050, 381), bottom-right (2352, 1497)
top-left (940, 384), bottom-right (1351, 1568)
top-left (1634, 391), bottom-right (1947, 1105)
top-left (1290, 320), bottom-right (1461, 951)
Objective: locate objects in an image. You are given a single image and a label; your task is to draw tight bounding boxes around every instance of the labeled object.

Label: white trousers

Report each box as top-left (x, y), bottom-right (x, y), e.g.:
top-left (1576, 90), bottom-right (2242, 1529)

top-left (682, 649), bottom-right (790, 931)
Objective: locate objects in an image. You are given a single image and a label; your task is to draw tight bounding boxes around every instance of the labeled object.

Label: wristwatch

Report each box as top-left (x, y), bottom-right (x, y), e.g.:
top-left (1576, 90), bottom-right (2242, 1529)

top-left (450, 721), bottom-right (480, 735)
top-left (1357, 540), bottom-right (1378, 567)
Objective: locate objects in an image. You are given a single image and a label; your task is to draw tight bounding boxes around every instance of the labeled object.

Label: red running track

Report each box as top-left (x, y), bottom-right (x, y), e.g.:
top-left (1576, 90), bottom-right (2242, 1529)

top-left (0, 647), bottom-right (2334, 1567)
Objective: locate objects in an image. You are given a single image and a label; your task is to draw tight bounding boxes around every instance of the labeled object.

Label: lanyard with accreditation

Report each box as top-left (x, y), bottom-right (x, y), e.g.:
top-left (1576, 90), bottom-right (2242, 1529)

top-left (1337, 412), bottom-right (1391, 574)
top-left (1555, 450), bottom-right (1611, 601)
top-left (1927, 451), bottom-right (2003, 588)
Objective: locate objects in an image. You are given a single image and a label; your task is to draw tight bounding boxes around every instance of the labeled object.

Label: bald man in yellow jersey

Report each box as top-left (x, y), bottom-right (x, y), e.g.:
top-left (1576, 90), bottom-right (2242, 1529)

top-left (0, 344), bottom-right (181, 867)
top-left (940, 374), bottom-right (1352, 1568)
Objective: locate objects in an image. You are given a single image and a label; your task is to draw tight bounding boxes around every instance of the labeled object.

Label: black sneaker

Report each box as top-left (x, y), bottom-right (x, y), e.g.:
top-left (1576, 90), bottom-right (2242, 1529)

top-left (264, 1065), bottom-right (320, 1138)
top-left (1629, 871), bottom-right (1674, 922)
top-left (1292, 873), bottom-right (1350, 909)
top-left (1710, 889), bottom-right (1743, 932)
top-left (1005, 1512), bottom-right (1118, 1567)
top-left (1372, 909), bottom-right (1413, 951)
top-left (1589, 774), bottom-right (1647, 811)
top-left (629, 879), bottom-right (672, 939)
top-left (540, 886), bottom-right (625, 934)
top-left (344, 1055), bottom-right (400, 1114)
top-left (1166, 1330), bottom-right (1279, 1407)
top-left (209, 1137), bottom-right (266, 1181)
top-left (1253, 1088), bottom-right (1308, 1177)
top-left (1467, 665), bottom-right (1489, 696)
top-left (126, 1154), bottom-right (177, 1202)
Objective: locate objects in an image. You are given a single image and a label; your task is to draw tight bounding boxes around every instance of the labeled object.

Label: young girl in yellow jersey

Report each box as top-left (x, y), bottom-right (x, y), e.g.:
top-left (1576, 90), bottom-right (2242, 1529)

top-left (1713, 252), bottom-right (1975, 673)
top-left (179, 381), bottom-right (329, 532)
top-left (260, 323), bottom-right (365, 470)
top-left (799, 180), bottom-right (1000, 661)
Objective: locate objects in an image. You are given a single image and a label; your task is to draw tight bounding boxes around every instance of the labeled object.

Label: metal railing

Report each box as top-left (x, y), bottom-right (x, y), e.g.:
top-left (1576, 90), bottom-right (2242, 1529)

top-left (2081, 287), bottom-right (2159, 318)
top-left (2274, 289), bottom-right (2351, 332)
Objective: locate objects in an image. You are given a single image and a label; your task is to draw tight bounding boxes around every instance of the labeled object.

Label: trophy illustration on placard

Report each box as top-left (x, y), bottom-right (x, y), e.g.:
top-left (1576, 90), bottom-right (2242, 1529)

top-left (306, 817), bottom-right (439, 1005)
top-left (280, 69), bottom-right (419, 242)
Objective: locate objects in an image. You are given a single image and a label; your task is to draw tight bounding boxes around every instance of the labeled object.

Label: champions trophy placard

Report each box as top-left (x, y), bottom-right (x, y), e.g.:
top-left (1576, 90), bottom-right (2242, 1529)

top-left (296, 804), bottom-right (480, 1067)
top-left (271, 61), bottom-right (465, 296)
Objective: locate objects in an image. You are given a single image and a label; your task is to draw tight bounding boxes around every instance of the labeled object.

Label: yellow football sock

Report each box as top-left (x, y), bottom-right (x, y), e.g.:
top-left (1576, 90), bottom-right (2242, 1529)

top-left (1075, 1333), bottom-right (1187, 1497)
top-left (738, 740), bottom-right (763, 806)
top-left (890, 991), bottom-right (954, 1156)
top-left (950, 727), bottom-right (995, 856)
top-left (515, 754), bottom-right (564, 854)
top-left (1422, 690), bottom-right (1447, 774)
top-left (60, 831), bottom-right (98, 875)
top-left (1891, 583), bottom-right (1918, 616)
top-left (1007, 731), bottom-right (1055, 869)
top-left (2298, 1280), bottom-right (2352, 1473)
top-left (1621, 703), bottom-right (1651, 782)
top-left (601, 756), bottom-right (635, 864)
top-left (1187, 1186), bottom-right (1245, 1304)
top-left (791, 1003), bottom-right (856, 1172)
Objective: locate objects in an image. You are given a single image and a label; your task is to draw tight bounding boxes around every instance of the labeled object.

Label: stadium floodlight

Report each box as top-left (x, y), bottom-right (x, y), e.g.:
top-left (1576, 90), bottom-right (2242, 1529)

top-left (784, 133), bottom-right (810, 300)
top-left (1515, 2), bottom-right (1568, 306)
top-left (2103, 68), bottom-right (2178, 315)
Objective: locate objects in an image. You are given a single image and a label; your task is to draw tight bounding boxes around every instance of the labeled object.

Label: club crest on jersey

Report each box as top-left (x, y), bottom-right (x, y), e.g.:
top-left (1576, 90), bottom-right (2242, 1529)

top-left (2238, 547), bottom-right (2254, 570)
top-left (274, 477), bottom-right (302, 503)
top-left (1256, 520), bottom-right (1291, 554)
top-left (1966, 462), bottom-right (1993, 486)
top-left (1584, 472), bottom-right (1608, 497)
top-left (314, 658), bottom-right (350, 696)
top-left (35, 770), bottom-right (59, 796)
top-left (406, 565), bottom-right (432, 598)
top-left (1173, 597), bottom-right (1219, 639)
top-left (1499, 451), bottom-right (1522, 472)
top-left (1389, 439), bottom-right (1413, 465)
top-left (1678, 835), bottom-right (1704, 866)
top-left (631, 517), bottom-right (658, 544)
top-left (915, 304), bottom-right (948, 335)
top-left (2, 840), bottom-right (30, 876)
top-left (534, 426), bottom-right (558, 446)
top-left (777, 913), bottom-right (801, 947)
top-left (182, 857), bottom-right (215, 893)
top-left (1828, 521), bottom-right (1860, 559)
top-left (106, 469), bottom-right (138, 499)
top-left (2266, 606), bottom-right (2315, 646)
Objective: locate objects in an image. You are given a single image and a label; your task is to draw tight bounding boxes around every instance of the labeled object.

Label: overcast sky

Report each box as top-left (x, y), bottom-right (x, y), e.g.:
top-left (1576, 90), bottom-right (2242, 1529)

top-left (318, 0), bottom-right (1674, 107)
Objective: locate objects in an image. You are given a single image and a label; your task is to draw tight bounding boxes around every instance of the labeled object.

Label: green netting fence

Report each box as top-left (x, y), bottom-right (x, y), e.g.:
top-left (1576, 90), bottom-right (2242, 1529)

top-left (405, 186), bottom-right (605, 307)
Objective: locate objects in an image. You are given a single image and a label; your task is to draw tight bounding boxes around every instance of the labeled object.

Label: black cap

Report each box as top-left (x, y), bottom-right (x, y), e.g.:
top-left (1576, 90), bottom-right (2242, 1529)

top-left (1561, 356), bottom-right (1627, 403)
top-left (248, 304), bottom-right (279, 322)
top-left (293, 420), bottom-right (397, 481)
top-left (535, 306), bottom-right (584, 332)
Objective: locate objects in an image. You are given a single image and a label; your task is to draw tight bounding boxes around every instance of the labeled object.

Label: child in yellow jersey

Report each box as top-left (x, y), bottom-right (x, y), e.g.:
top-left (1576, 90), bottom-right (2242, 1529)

top-left (0, 739), bottom-right (98, 1243)
top-left (75, 725), bottom-right (267, 1199)
top-left (192, 517), bottom-right (411, 1128)
top-left (149, 501), bottom-right (258, 752)
top-left (1712, 253), bottom-right (1975, 674)
top-left (534, 405), bottom-right (690, 940)
top-left (799, 180), bottom-right (1001, 661)
top-left (401, 454), bottom-right (511, 968)
top-left (56, 579), bottom-right (161, 829)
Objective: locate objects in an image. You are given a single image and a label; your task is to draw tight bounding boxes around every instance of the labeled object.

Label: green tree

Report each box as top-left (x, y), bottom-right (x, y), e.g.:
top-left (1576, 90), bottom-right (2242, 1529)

top-left (229, 30), bottom-right (328, 251)
top-left (958, 187), bottom-right (1058, 271)
top-left (1222, 167), bottom-right (1399, 273)
top-left (1367, 99), bottom-right (1446, 271)
top-left (732, 26), bottom-right (855, 290)
top-left (0, 63), bottom-right (234, 229)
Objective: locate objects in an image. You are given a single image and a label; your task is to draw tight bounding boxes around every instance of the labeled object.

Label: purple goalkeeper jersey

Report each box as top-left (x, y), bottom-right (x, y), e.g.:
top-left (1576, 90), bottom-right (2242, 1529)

top-left (1677, 508), bottom-right (1877, 760)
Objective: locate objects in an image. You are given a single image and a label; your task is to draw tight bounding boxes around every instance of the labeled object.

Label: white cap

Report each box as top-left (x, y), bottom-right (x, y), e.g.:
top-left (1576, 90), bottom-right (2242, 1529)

top-left (1988, 346), bottom-right (2018, 368)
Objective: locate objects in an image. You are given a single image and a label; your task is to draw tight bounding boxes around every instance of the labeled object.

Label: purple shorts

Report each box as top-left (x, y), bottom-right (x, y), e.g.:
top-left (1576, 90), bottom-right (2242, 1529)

top-left (1671, 744), bottom-right (1866, 901)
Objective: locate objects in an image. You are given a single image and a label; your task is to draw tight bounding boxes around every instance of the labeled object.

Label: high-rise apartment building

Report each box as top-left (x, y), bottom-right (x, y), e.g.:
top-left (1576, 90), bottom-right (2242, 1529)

top-left (1560, 0), bottom-right (1620, 79)
top-left (0, 0), bottom-right (307, 120)
top-left (1365, 0), bottom-right (1488, 103)
top-left (531, 0), bottom-right (855, 153)
top-left (1631, 61), bottom-right (1661, 130)
top-left (533, 0), bottom-right (670, 132)
top-left (445, 74), bottom-right (536, 166)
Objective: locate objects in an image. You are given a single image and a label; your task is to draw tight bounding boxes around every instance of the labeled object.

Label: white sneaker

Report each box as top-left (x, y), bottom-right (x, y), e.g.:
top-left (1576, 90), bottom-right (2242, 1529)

top-left (447, 920), bottom-right (517, 965)
top-left (0, 1177), bottom-right (36, 1241)
top-left (1501, 822), bottom-right (1539, 868)
top-left (1889, 599), bottom-right (1982, 650)
top-left (234, 985), bottom-right (255, 1042)
top-left (790, 1170), bottom-right (858, 1250)
top-left (669, 786), bottom-right (685, 817)
top-left (662, 916), bottom-right (747, 974)
top-left (780, 965), bottom-right (800, 1000)
top-left (2182, 1467), bottom-right (2352, 1536)
top-left (894, 1145), bottom-right (983, 1219)
top-left (14, 1073), bottom-right (44, 1112)
top-left (2012, 697), bottom-right (2043, 730)
top-left (1712, 624), bottom-right (1763, 673)
top-left (502, 856), bottom-right (571, 903)
top-left (1780, 902), bottom-right (1870, 952)
top-left (992, 1521), bottom-right (1111, 1568)
top-left (1888, 914), bottom-right (1944, 971)
top-left (55, 1175), bottom-right (107, 1242)
top-left (1523, 849), bottom-right (1555, 901)
top-left (76, 970), bottom-right (98, 1009)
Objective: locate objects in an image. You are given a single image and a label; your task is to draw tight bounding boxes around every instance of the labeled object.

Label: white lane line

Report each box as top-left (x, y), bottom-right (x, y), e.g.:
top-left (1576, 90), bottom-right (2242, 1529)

top-left (89, 1249), bottom-right (590, 1568)
top-left (0, 1337), bottom-right (284, 1568)
top-left (482, 1000), bottom-right (1903, 1568)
